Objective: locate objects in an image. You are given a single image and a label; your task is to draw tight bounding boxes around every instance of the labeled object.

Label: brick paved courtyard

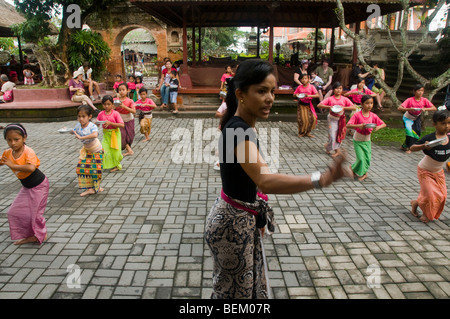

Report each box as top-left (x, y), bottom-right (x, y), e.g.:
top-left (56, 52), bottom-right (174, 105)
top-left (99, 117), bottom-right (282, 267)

top-left (0, 118), bottom-right (449, 299)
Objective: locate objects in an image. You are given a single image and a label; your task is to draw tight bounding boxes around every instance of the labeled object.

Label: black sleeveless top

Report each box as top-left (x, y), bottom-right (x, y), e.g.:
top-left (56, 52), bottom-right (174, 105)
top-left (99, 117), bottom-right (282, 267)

top-left (219, 116), bottom-right (259, 203)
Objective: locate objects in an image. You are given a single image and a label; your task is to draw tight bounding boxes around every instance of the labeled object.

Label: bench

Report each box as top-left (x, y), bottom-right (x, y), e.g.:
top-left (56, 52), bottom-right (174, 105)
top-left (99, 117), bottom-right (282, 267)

top-left (0, 83), bottom-right (109, 122)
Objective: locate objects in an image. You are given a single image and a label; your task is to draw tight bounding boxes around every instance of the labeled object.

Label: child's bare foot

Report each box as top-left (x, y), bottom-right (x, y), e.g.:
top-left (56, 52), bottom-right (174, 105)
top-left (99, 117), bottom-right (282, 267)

top-left (331, 150), bottom-right (341, 158)
top-left (80, 189), bottom-right (96, 197)
top-left (110, 167), bottom-right (119, 172)
top-left (14, 236), bottom-right (39, 245)
top-left (123, 150), bottom-right (134, 157)
top-left (410, 200), bottom-right (419, 217)
top-left (98, 187), bottom-right (104, 193)
top-left (142, 138), bottom-right (150, 142)
top-left (419, 215), bottom-right (430, 223)
top-left (298, 133), bottom-right (305, 137)
top-left (306, 133), bottom-right (315, 138)
top-left (358, 173), bottom-right (368, 181)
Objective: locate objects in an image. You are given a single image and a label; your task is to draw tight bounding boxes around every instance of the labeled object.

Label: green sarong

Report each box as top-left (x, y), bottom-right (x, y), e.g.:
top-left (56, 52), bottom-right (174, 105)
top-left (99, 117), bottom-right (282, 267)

top-left (352, 140), bottom-right (371, 177)
top-left (102, 128), bottom-right (123, 170)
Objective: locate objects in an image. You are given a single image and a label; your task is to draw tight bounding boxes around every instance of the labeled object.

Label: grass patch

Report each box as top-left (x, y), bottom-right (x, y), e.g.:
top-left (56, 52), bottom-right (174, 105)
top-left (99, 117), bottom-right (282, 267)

top-left (371, 126), bottom-right (435, 146)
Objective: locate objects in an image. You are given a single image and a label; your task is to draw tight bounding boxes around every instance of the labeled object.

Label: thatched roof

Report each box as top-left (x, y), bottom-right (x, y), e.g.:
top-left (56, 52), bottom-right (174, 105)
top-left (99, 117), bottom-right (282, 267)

top-left (131, 0), bottom-right (425, 28)
top-left (0, 0), bottom-right (26, 37)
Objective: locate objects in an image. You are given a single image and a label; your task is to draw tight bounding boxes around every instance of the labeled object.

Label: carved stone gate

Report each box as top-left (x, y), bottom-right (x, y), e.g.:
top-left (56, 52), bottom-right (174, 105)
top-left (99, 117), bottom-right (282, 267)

top-left (86, 1), bottom-right (183, 84)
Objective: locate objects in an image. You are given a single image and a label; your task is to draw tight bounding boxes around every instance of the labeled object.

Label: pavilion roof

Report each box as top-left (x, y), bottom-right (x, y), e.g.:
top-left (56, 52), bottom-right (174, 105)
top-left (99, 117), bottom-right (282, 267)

top-left (130, 0), bottom-right (424, 28)
top-left (0, 0), bottom-right (26, 37)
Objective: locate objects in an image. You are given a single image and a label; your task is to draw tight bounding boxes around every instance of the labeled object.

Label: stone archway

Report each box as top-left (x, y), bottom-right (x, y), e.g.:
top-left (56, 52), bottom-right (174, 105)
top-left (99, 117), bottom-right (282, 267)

top-left (85, 2), bottom-right (182, 85)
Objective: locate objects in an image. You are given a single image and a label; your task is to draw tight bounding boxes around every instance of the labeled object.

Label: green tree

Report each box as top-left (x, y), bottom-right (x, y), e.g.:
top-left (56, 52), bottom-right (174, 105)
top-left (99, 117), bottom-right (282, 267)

top-left (12, 0), bottom-right (125, 86)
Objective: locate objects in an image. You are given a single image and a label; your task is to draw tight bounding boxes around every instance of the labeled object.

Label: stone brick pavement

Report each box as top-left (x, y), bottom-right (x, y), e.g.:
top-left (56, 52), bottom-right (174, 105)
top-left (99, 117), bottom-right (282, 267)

top-left (0, 118), bottom-right (449, 299)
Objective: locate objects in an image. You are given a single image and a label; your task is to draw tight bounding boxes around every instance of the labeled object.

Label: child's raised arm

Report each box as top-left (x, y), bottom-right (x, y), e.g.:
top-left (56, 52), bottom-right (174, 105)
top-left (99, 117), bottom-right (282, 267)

top-left (0, 156), bottom-right (36, 173)
top-left (410, 142), bottom-right (431, 152)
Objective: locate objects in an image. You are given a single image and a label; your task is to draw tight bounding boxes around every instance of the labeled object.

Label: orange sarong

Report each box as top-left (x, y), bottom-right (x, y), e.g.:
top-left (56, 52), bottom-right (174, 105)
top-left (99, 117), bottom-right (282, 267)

top-left (417, 166), bottom-right (447, 221)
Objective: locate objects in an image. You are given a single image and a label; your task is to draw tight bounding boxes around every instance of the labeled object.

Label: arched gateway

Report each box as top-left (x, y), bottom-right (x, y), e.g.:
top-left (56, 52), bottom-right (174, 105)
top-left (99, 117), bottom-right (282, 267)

top-left (85, 2), bottom-right (183, 83)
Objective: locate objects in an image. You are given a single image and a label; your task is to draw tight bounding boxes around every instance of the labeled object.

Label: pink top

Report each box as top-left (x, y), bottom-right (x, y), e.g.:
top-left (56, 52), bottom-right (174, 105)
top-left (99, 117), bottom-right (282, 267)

top-left (221, 73), bottom-right (233, 83)
top-left (294, 84), bottom-right (318, 104)
top-left (347, 111), bottom-right (385, 135)
top-left (136, 98), bottom-right (156, 112)
top-left (347, 88), bottom-right (374, 104)
top-left (113, 81), bottom-right (124, 90)
top-left (136, 83), bottom-right (144, 90)
top-left (114, 97), bottom-right (136, 115)
top-left (401, 97), bottom-right (434, 117)
top-left (97, 109), bottom-right (124, 129)
top-left (127, 82), bottom-right (136, 90)
top-left (321, 95), bottom-right (354, 116)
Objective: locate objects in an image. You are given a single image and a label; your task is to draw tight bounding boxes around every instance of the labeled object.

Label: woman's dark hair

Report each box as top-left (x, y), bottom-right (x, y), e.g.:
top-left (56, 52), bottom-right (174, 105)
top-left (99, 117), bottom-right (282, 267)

top-left (432, 109), bottom-right (450, 123)
top-left (413, 84), bottom-right (424, 92)
top-left (220, 59), bottom-right (274, 130)
top-left (332, 82), bottom-right (343, 91)
top-left (77, 104), bottom-right (93, 117)
top-left (300, 73), bottom-right (309, 80)
top-left (356, 77), bottom-right (365, 85)
top-left (171, 70), bottom-right (177, 76)
top-left (361, 95), bottom-right (373, 105)
top-left (139, 87), bottom-right (148, 94)
top-left (102, 95), bottom-right (114, 104)
top-left (3, 123), bottom-right (27, 140)
top-left (118, 83), bottom-right (128, 90)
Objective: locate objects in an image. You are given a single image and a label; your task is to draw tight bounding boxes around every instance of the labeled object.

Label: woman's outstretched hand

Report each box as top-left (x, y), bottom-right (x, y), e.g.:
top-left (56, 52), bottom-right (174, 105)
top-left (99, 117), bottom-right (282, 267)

top-left (320, 150), bottom-right (348, 187)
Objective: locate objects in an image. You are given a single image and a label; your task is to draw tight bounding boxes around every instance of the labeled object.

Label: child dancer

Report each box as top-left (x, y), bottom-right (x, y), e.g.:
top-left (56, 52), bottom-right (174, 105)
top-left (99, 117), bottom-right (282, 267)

top-left (115, 83), bottom-right (136, 156)
top-left (23, 65), bottom-right (35, 85)
top-left (0, 124), bottom-right (48, 245)
top-left (72, 105), bottom-right (104, 196)
top-left (344, 78), bottom-right (377, 114)
top-left (169, 70), bottom-right (179, 114)
top-left (113, 74), bottom-right (124, 93)
top-left (410, 110), bottom-right (450, 223)
top-left (135, 76), bottom-right (144, 92)
top-left (318, 82), bottom-right (356, 157)
top-left (136, 88), bottom-right (156, 142)
top-left (96, 95), bottom-right (125, 172)
top-left (346, 95), bottom-right (386, 181)
top-left (220, 65), bottom-right (234, 102)
top-left (398, 84), bottom-right (437, 153)
top-left (127, 75), bottom-right (137, 101)
top-left (293, 73), bottom-right (319, 138)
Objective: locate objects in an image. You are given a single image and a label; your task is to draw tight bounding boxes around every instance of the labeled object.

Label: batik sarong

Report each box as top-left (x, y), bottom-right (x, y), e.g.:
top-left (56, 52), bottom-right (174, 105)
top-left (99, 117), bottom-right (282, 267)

top-left (76, 150), bottom-right (103, 192)
top-left (8, 177), bottom-right (49, 244)
top-left (204, 191), bottom-right (275, 299)
top-left (297, 101), bottom-right (317, 135)
top-left (402, 114), bottom-right (421, 149)
top-left (326, 114), bottom-right (346, 152)
top-left (120, 120), bottom-right (135, 150)
top-left (417, 166), bottom-right (447, 221)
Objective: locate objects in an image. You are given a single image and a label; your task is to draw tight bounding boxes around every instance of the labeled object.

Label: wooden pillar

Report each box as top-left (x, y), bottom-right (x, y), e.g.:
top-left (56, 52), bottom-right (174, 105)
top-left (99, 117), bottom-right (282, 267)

top-left (269, 15), bottom-right (274, 64)
top-left (256, 26), bottom-right (260, 58)
top-left (352, 22), bottom-right (360, 65)
top-left (198, 25), bottom-right (202, 63)
top-left (182, 8), bottom-right (188, 72)
top-left (314, 27), bottom-right (319, 64)
top-left (192, 6), bottom-right (196, 66)
top-left (330, 27), bottom-right (335, 66)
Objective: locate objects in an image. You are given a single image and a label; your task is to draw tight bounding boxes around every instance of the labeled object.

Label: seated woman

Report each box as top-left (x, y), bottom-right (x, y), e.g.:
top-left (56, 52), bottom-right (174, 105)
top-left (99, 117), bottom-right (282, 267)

top-left (0, 74), bottom-right (15, 103)
top-left (68, 70), bottom-right (98, 113)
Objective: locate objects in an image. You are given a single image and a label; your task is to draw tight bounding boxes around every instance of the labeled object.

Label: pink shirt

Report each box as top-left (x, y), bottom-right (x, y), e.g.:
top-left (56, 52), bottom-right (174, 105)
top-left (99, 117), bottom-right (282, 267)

top-left (347, 88), bottom-right (374, 104)
top-left (401, 97), bottom-right (434, 117)
top-left (113, 81), bottom-right (124, 91)
top-left (347, 111), bottom-right (385, 135)
top-left (136, 98), bottom-right (156, 112)
top-left (97, 109), bottom-right (124, 130)
top-left (221, 73), bottom-right (233, 83)
top-left (127, 82), bottom-right (136, 90)
top-left (294, 84), bottom-right (318, 104)
top-left (321, 95), bottom-right (354, 116)
top-left (114, 97), bottom-right (135, 115)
